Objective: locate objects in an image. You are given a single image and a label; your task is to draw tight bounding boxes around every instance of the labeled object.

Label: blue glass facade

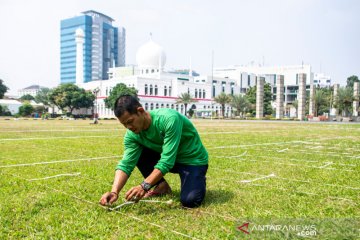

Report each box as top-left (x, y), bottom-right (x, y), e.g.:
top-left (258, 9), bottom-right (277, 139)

top-left (60, 11), bottom-right (125, 84)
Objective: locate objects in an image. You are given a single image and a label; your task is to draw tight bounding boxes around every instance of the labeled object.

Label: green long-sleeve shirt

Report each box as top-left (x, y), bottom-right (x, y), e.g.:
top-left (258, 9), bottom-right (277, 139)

top-left (116, 108), bottom-right (208, 176)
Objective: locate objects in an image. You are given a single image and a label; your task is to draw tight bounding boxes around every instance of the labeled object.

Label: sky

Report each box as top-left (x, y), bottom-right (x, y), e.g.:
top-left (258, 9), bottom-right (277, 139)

top-left (0, 0), bottom-right (359, 95)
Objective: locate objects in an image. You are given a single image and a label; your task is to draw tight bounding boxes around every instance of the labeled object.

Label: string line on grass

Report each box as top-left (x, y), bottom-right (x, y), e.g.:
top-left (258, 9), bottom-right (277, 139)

top-left (0, 155), bottom-right (121, 168)
top-left (212, 154), bottom-right (356, 172)
top-left (0, 135), bottom-right (120, 141)
top-left (28, 172), bottom-right (81, 181)
top-left (211, 167), bottom-right (360, 191)
top-left (4, 172), bottom-right (200, 240)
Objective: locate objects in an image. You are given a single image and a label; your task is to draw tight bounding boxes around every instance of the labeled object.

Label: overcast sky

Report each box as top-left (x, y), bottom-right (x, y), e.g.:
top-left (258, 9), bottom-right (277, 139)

top-left (1, 0), bottom-right (359, 95)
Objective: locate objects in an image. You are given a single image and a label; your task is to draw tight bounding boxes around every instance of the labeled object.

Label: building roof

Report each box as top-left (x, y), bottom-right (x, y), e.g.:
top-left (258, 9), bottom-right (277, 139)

top-left (82, 10), bottom-right (114, 22)
top-left (21, 85), bottom-right (45, 90)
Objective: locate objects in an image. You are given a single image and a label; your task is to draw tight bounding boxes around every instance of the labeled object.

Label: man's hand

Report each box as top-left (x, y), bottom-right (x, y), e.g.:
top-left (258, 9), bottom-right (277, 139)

top-left (125, 185), bottom-right (146, 202)
top-left (99, 192), bottom-right (119, 206)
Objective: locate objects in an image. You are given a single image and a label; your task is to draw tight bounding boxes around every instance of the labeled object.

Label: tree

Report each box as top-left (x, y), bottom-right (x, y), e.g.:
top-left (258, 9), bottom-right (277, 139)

top-left (346, 75), bottom-right (359, 89)
top-left (176, 92), bottom-right (197, 116)
top-left (18, 102), bottom-right (34, 117)
top-left (230, 94), bottom-right (250, 117)
top-left (20, 94), bottom-right (35, 102)
top-left (214, 92), bottom-right (232, 117)
top-left (334, 87), bottom-right (354, 117)
top-left (35, 88), bottom-right (51, 105)
top-left (314, 88), bottom-right (331, 116)
top-left (245, 83), bottom-right (273, 116)
top-left (49, 84), bottom-right (95, 115)
top-left (0, 79), bottom-right (9, 99)
top-left (104, 83), bottom-right (138, 110)
top-left (0, 105), bottom-right (11, 116)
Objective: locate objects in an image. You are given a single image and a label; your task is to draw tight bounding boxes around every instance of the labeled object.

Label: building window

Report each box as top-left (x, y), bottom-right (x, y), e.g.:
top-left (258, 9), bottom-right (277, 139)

top-left (171, 104), bottom-right (174, 109)
top-left (248, 75), bottom-right (250, 86)
top-left (146, 69), bottom-right (149, 74)
top-left (222, 81), bottom-right (226, 93)
top-left (150, 103), bottom-right (154, 110)
top-left (188, 88), bottom-right (190, 94)
top-left (155, 85), bottom-right (158, 96)
top-left (169, 86), bottom-right (172, 96)
top-left (166, 104), bottom-right (169, 108)
top-left (164, 86), bottom-right (167, 96)
top-left (180, 105), bottom-right (184, 114)
top-left (145, 103), bottom-right (148, 110)
top-left (155, 103), bottom-right (159, 109)
top-left (212, 84), bottom-right (216, 97)
top-left (203, 89), bottom-right (206, 99)
top-left (231, 84), bottom-right (234, 95)
top-left (195, 89), bottom-right (198, 98)
top-left (151, 69), bottom-right (154, 73)
top-left (150, 85), bottom-right (153, 95)
top-left (161, 103), bottom-right (164, 108)
top-left (145, 84), bottom-right (148, 95)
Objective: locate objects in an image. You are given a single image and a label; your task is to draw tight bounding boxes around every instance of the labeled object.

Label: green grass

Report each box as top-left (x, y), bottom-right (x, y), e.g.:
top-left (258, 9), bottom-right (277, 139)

top-left (0, 119), bottom-right (359, 239)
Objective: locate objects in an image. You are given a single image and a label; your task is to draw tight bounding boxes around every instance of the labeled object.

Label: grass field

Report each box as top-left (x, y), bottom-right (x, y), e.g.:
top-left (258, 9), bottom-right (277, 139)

top-left (0, 119), bottom-right (359, 239)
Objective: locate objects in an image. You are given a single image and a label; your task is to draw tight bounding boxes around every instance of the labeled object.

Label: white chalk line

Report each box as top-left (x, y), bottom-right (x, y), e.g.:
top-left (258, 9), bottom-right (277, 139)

top-left (211, 167), bottom-right (360, 191)
top-left (239, 173), bottom-right (276, 183)
top-left (28, 172), bottom-right (81, 181)
top-left (0, 155), bottom-right (121, 168)
top-left (277, 148), bottom-right (288, 152)
top-left (318, 162), bottom-right (333, 169)
top-left (0, 135), bottom-right (119, 141)
top-left (109, 199), bottom-right (174, 211)
top-left (5, 172), bottom-right (199, 240)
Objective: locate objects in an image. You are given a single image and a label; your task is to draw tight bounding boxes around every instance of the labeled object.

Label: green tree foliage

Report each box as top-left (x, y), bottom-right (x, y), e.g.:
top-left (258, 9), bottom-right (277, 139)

top-left (214, 92), bottom-right (232, 117)
top-left (246, 83), bottom-right (273, 116)
top-left (49, 84), bottom-right (95, 115)
top-left (346, 75), bottom-right (359, 89)
top-left (230, 94), bottom-right (250, 117)
top-left (334, 87), bottom-right (354, 117)
top-left (20, 94), bottom-right (35, 102)
top-left (35, 88), bottom-right (51, 105)
top-left (18, 102), bottom-right (34, 117)
top-left (176, 92), bottom-right (197, 116)
top-left (104, 83), bottom-right (138, 110)
top-left (0, 105), bottom-right (11, 116)
top-left (0, 79), bottom-right (9, 99)
top-left (314, 87), bottom-right (331, 116)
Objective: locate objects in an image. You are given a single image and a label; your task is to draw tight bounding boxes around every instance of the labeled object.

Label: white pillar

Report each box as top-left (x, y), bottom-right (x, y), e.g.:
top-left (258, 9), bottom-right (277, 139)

top-left (332, 84), bottom-right (339, 116)
top-left (309, 84), bottom-right (315, 116)
top-left (276, 75), bottom-right (284, 119)
top-left (353, 82), bottom-right (359, 117)
top-left (75, 28), bottom-right (85, 85)
top-left (297, 73), bottom-right (306, 121)
top-left (256, 77), bottom-right (264, 119)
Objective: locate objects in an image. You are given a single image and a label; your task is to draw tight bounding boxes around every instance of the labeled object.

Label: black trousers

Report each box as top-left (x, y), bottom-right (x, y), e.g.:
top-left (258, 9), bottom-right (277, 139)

top-left (136, 147), bottom-right (208, 208)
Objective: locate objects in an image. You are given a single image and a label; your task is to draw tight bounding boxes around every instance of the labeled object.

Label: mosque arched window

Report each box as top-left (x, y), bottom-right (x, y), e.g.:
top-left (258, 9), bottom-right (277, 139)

top-left (203, 89), bottom-right (206, 99)
top-left (169, 86), bottom-right (172, 96)
top-left (195, 89), bottom-right (198, 98)
top-left (150, 85), bottom-right (153, 95)
top-left (145, 103), bottom-right (148, 110)
top-left (155, 85), bottom-right (158, 96)
top-left (150, 103), bottom-right (154, 110)
top-left (145, 84), bottom-right (148, 95)
top-left (155, 103), bottom-right (159, 109)
top-left (164, 86), bottom-right (167, 96)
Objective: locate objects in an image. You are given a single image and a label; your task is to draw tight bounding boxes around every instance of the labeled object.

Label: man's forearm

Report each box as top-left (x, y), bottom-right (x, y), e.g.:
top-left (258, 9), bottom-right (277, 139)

top-left (111, 170), bottom-right (129, 194)
top-left (144, 168), bottom-right (164, 186)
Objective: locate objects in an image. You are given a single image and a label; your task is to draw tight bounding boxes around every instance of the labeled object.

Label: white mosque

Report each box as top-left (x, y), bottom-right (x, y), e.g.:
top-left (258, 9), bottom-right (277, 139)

top-left (78, 36), bottom-right (240, 118)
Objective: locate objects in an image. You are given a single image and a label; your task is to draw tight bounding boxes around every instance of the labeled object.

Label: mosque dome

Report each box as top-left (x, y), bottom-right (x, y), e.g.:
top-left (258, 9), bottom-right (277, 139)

top-left (136, 38), bottom-right (166, 70)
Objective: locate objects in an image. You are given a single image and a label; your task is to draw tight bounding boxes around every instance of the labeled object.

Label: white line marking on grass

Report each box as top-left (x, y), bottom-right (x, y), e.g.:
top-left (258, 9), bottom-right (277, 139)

top-left (0, 156), bottom-right (120, 168)
top-left (277, 148), bottom-right (288, 152)
top-left (109, 199), bottom-right (174, 211)
top-left (5, 172), bottom-right (199, 240)
top-left (0, 135), bottom-right (119, 141)
top-left (318, 162), bottom-right (333, 169)
top-left (239, 173), bottom-right (276, 183)
top-left (28, 172), bottom-right (81, 181)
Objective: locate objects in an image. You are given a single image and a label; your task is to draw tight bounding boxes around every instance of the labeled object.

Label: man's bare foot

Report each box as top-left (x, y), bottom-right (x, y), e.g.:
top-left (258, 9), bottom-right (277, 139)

top-left (144, 181), bottom-right (172, 198)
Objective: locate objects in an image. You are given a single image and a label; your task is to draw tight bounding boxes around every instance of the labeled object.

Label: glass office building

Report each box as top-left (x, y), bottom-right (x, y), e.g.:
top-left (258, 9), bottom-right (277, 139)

top-left (60, 10), bottom-right (125, 83)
